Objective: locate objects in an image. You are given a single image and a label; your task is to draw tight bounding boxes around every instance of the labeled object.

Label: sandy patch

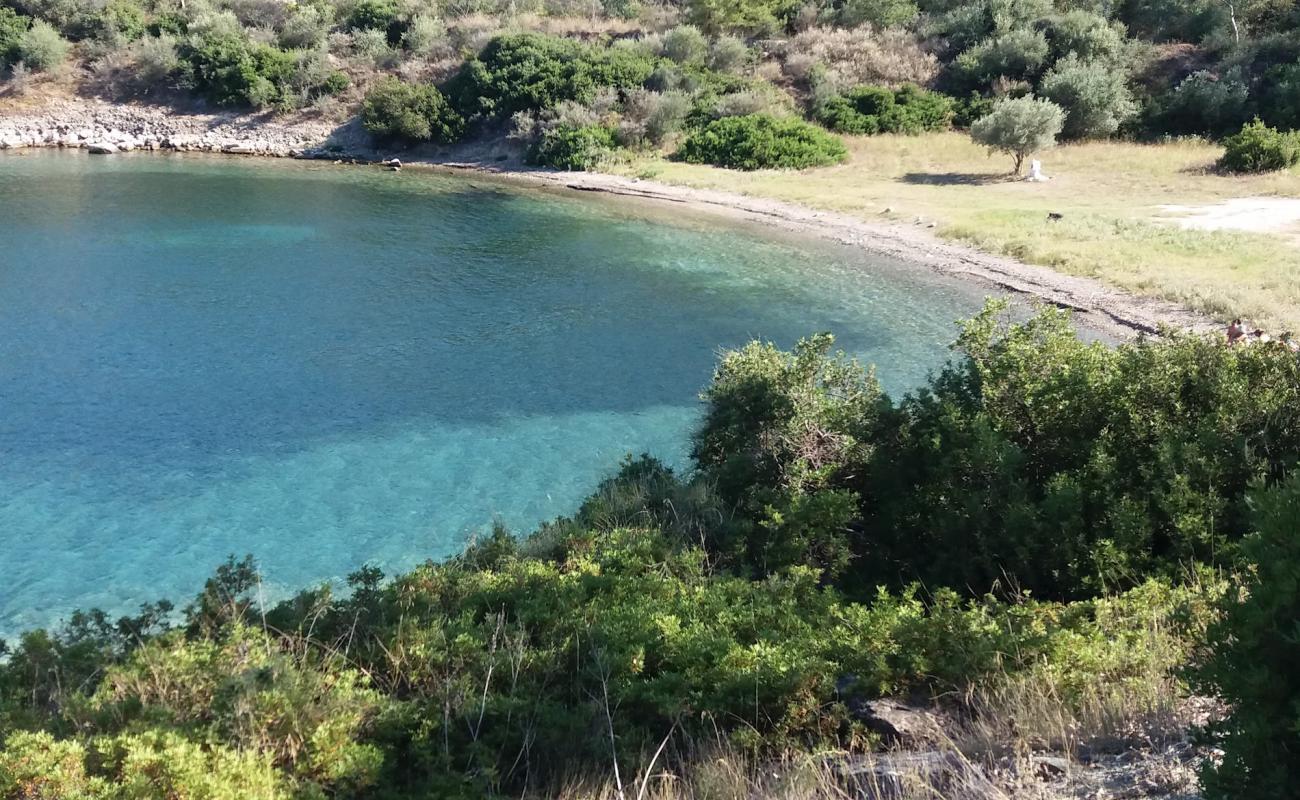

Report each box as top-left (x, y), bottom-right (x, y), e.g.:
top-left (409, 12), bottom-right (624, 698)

top-left (1159, 196), bottom-right (1300, 237)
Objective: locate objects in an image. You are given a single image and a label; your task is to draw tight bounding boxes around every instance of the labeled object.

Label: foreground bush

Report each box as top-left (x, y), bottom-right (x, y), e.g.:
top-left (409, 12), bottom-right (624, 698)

top-left (816, 83), bottom-right (954, 135)
top-left (1196, 474), bottom-right (1300, 800)
top-left (678, 113), bottom-right (848, 169)
top-left (0, 530), bottom-right (1214, 796)
top-left (362, 77), bottom-right (464, 143)
top-left (1217, 118), bottom-right (1300, 173)
top-left (970, 95), bottom-right (1064, 173)
top-left (695, 301), bottom-right (1300, 598)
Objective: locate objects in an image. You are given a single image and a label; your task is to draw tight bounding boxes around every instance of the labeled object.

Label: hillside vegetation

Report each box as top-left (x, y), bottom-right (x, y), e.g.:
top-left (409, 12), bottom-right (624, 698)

top-left (2, 0), bottom-right (1299, 167)
top-left (4, 302), bottom-right (1300, 798)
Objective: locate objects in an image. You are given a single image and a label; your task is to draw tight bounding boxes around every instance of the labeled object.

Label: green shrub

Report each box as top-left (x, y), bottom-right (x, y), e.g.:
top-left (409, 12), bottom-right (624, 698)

top-left (686, 0), bottom-right (788, 35)
top-left (1217, 118), bottom-right (1300, 172)
top-left (679, 113), bottom-right (848, 169)
top-left (816, 83), bottom-right (955, 135)
top-left (1195, 474), bottom-right (1300, 800)
top-left (662, 23), bottom-right (707, 64)
top-left (9, 0), bottom-right (99, 39)
top-left (970, 95), bottom-right (1064, 172)
top-left (1041, 9), bottom-right (1128, 63)
top-left (697, 301), bottom-right (1300, 599)
top-left (1259, 61), bottom-right (1300, 130)
top-left (1152, 68), bottom-right (1250, 137)
top-left (346, 0), bottom-right (403, 43)
top-left (833, 0), bottom-right (920, 27)
top-left (15, 19), bottom-right (67, 71)
top-left (361, 76), bottom-right (464, 143)
top-left (1039, 54), bottom-right (1137, 139)
top-left (449, 33), bottom-right (659, 120)
top-left (93, 0), bottom-right (146, 42)
top-left (528, 123), bottom-right (617, 170)
top-left (0, 732), bottom-right (101, 798)
top-left (0, 8), bottom-right (29, 67)
top-left (707, 34), bottom-right (748, 73)
top-left (953, 28), bottom-right (1050, 89)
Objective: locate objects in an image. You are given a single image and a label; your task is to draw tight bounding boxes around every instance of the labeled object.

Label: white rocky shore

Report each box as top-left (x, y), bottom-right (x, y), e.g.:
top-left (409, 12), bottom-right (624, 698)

top-left (0, 97), bottom-right (359, 158)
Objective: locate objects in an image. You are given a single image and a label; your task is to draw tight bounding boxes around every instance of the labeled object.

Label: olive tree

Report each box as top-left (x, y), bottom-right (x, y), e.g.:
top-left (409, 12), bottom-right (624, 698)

top-left (1039, 55), bottom-right (1137, 140)
top-left (970, 95), bottom-right (1065, 174)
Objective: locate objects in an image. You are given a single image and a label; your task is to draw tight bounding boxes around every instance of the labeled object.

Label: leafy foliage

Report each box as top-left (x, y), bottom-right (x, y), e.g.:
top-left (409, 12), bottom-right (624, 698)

top-left (970, 95), bottom-right (1064, 172)
top-left (448, 33), bottom-right (659, 120)
top-left (14, 19), bottom-right (66, 71)
top-left (176, 31), bottom-right (344, 109)
top-left (1196, 474), bottom-right (1300, 800)
top-left (0, 7), bottom-right (29, 67)
top-left (362, 76), bottom-right (465, 143)
top-left (527, 123), bottom-right (617, 169)
top-left (1039, 54), bottom-right (1137, 139)
top-left (696, 302), bottom-right (1300, 598)
top-left (679, 113), bottom-right (848, 169)
top-left (815, 83), bottom-right (955, 135)
top-left (1217, 118), bottom-right (1300, 172)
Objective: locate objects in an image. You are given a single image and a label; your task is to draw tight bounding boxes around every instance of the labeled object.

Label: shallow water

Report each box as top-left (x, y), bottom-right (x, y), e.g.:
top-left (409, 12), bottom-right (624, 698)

top-left (0, 151), bottom-right (997, 636)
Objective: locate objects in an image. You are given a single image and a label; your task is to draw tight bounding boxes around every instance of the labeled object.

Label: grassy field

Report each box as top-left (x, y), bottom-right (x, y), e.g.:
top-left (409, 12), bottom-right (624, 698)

top-left (613, 133), bottom-right (1300, 331)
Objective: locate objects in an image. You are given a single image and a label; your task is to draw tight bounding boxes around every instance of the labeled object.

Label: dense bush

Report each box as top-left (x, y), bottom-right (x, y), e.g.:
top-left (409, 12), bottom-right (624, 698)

top-left (1039, 54), bottom-right (1137, 139)
top-left (696, 302), bottom-right (1300, 598)
top-left (527, 123), bottom-right (616, 169)
top-left (0, 522), bottom-right (1215, 797)
top-left (661, 23), bottom-right (707, 64)
top-left (1041, 9), bottom-right (1128, 63)
top-left (14, 19), bottom-right (66, 71)
top-left (679, 113), bottom-right (848, 169)
top-left (173, 29), bottom-right (349, 109)
top-left (685, 0), bottom-right (789, 36)
top-left (0, 7), bottom-right (28, 67)
top-left (832, 0), bottom-right (920, 28)
top-left (1196, 474), bottom-right (1300, 800)
top-left (448, 33), bottom-right (659, 120)
top-left (953, 28), bottom-right (1051, 90)
top-left (1151, 68), bottom-right (1251, 137)
top-left (1217, 118), bottom-right (1300, 172)
top-left (362, 76), bottom-right (465, 143)
top-left (816, 82), bottom-right (955, 135)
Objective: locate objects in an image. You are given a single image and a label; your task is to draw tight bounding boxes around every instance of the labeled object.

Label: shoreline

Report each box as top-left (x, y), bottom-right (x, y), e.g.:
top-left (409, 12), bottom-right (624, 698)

top-left (0, 96), bottom-right (1217, 339)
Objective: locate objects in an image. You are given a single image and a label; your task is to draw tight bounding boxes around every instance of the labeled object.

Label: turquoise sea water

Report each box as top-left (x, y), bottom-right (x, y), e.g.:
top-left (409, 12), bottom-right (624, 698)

top-left (0, 151), bottom-right (996, 636)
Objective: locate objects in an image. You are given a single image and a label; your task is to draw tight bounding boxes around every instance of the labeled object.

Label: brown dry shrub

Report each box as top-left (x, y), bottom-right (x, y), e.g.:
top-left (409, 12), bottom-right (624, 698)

top-left (781, 25), bottom-right (938, 90)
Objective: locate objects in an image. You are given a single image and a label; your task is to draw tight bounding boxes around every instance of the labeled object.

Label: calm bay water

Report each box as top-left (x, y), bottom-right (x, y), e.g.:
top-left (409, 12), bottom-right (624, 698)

top-left (0, 151), bottom-right (995, 636)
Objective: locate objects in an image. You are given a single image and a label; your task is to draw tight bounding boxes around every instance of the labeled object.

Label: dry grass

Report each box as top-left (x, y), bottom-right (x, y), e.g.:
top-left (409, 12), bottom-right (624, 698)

top-left (526, 662), bottom-right (1203, 800)
top-left (612, 133), bottom-right (1300, 331)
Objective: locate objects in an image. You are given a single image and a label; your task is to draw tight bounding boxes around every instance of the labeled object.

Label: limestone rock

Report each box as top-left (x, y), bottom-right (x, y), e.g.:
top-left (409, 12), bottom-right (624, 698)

top-left (853, 699), bottom-right (945, 749)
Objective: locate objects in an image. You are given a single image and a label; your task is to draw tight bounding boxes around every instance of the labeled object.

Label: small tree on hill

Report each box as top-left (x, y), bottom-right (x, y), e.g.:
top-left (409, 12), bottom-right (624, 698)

top-left (970, 96), bottom-right (1065, 174)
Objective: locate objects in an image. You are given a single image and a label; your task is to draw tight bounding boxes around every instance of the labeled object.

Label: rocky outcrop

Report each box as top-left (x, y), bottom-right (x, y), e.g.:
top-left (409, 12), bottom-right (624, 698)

top-left (0, 98), bottom-right (364, 160)
top-left (853, 699), bottom-right (947, 749)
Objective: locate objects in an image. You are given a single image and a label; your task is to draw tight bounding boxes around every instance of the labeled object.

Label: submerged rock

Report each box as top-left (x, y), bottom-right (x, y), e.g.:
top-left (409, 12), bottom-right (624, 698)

top-left (87, 143), bottom-right (118, 154)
